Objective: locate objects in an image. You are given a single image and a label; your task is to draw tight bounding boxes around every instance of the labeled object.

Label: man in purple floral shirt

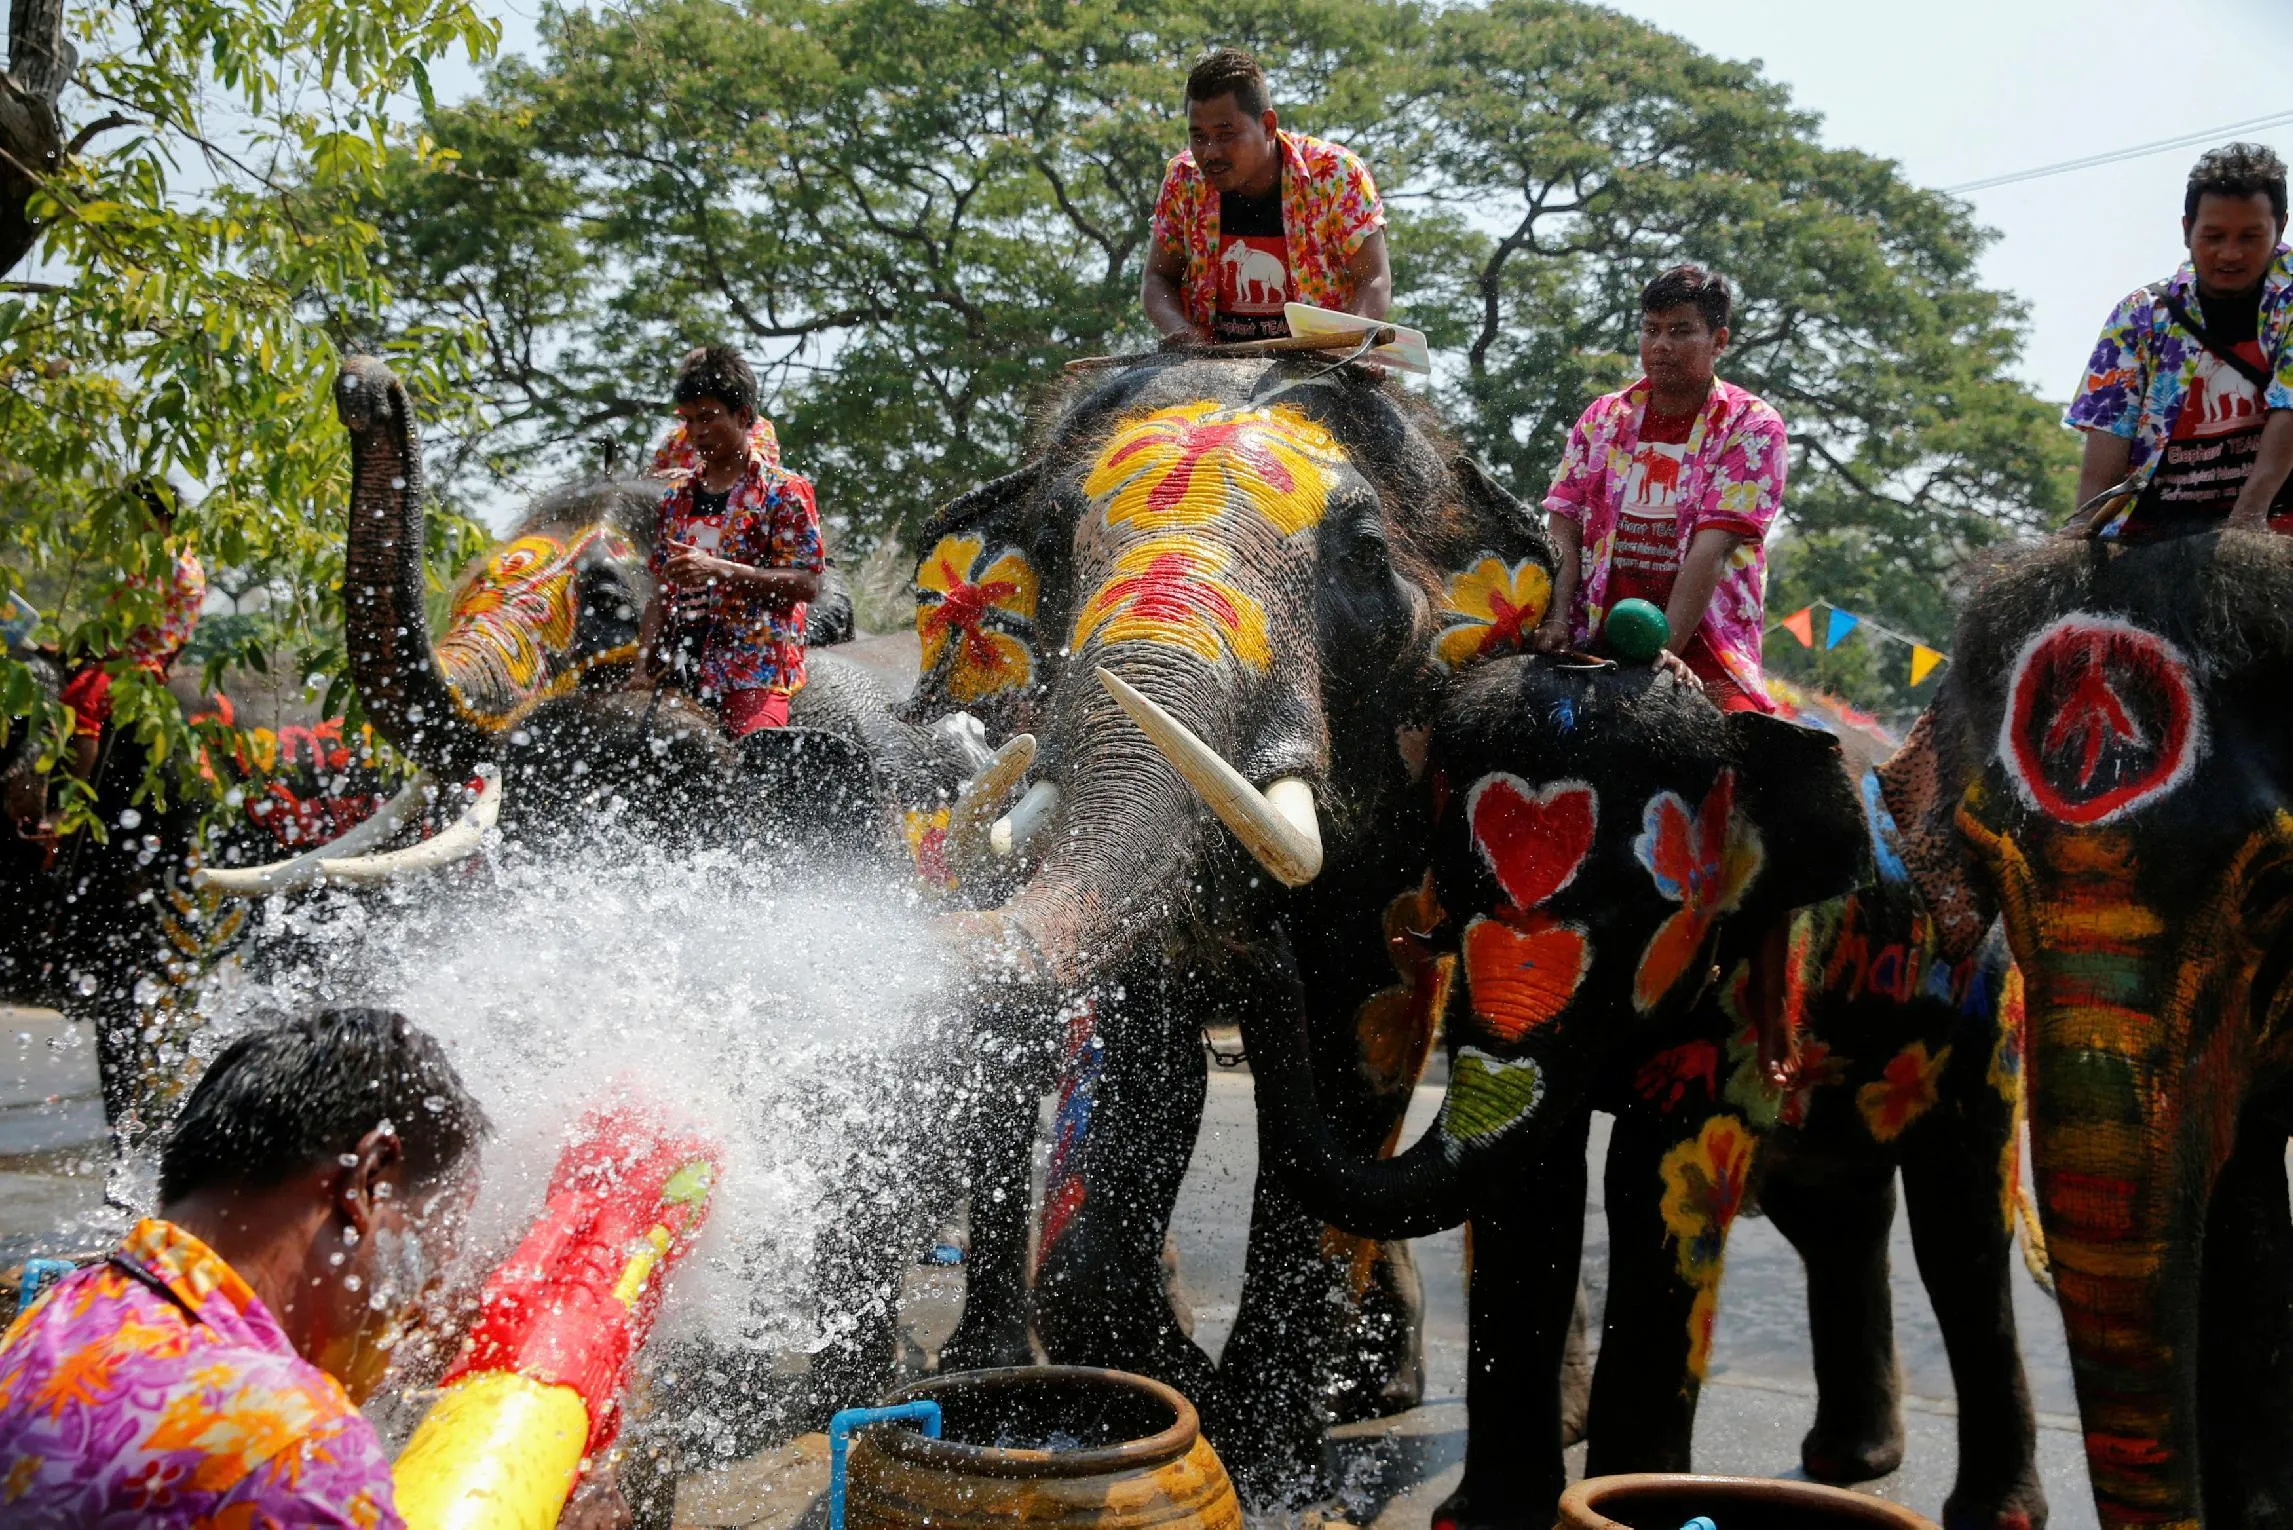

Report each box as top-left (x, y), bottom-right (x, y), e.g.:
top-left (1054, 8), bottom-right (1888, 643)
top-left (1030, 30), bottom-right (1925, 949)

top-left (0, 1007), bottom-right (487, 1528)
top-left (2067, 142), bottom-right (2293, 540)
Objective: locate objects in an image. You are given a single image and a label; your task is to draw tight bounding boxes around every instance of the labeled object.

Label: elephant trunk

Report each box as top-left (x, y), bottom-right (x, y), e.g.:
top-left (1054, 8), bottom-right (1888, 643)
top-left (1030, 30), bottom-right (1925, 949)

top-left (2003, 829), bottom-right (2237, 1530)
top-left (336, 356), bottom-right (492, 769)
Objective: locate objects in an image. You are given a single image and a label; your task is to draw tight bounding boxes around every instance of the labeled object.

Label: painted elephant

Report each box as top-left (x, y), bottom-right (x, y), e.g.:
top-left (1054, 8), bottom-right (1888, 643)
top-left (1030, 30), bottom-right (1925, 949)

top-left (214, 356), bottom-right (995, 881)
top-left (1880, 528), bottom-right (2293, 1530)
top-left (1429, 690), bottom-right (2046, 1530)
top-left (900, 354), bottom-right (1573, 1503)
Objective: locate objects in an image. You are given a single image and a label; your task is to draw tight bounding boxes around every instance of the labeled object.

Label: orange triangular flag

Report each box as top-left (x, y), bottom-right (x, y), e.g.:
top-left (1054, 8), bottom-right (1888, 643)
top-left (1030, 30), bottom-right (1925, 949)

top-left (1780, 607), bottom-right (1815, 648)
top-left (1909, 644), bottom-right (1944, 686)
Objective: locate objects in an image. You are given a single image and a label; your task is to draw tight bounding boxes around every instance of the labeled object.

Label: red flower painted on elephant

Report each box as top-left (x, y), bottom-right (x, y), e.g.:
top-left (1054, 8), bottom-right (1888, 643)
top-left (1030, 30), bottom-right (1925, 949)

top-left (1459, 776), bottom-right (1595, 1044)
top-left (1634, 1040), bottom-right (1720, 1113)
top-left (1433, 556), bottom-right (1553, 671)
top-left (1631, 771), bottom-right (1763, 1013)
top-left (916, 534), bottom-right (1038, 703)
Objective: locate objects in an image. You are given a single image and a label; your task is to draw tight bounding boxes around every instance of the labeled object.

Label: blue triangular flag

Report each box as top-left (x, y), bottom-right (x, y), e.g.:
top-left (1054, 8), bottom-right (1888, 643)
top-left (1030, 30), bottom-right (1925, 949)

top-left (1824, 607), bottom-right (1860, 649)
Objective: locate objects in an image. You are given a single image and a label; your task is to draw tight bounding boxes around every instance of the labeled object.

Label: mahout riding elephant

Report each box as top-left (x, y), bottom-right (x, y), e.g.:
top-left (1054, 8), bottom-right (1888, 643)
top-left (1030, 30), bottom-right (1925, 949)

top-left (1, 650), bottom-right (397, 1144)
top-left (902, 353), bottom-right (1579, 1502)
top-left (219, 355), bottom-right (996, 876)
top-left (1422, 691), bottom-right (2047, 1530)
top-left (1878, 528), bottom-right (2293, 1530)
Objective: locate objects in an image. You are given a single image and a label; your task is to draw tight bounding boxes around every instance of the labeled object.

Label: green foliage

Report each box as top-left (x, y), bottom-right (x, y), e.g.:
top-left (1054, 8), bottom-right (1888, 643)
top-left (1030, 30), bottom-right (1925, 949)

top-left (365, 0), bottom-right (2072, 716)
top-left (0, 0), bottom-right (498, 829)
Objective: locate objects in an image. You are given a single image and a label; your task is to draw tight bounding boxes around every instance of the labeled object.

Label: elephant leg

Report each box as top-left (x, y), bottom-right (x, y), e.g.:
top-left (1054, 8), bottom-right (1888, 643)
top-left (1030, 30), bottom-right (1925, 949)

top-left (1215, 1164), bottom-right (1350, 1506)
top-left (1586, 1104), bottom-right (1754, 1475)
top-left (1429, 1103), bottom-right (1591, 1530)
top-left (2197, 1119), bottom-right (2293, 1528)
top-left (1896, 1108), bottom-right (2047, 1529)
top-left (940, 1063), bottom-right (1046, 1373)
top-left (1760, 1150), bottom-right (1906, 1483)
top-left (1029, 986), bottom-right (1217, 1409)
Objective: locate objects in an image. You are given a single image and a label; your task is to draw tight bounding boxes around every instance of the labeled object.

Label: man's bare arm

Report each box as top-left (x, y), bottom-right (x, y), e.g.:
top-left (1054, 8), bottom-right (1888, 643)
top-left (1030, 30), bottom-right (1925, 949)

top-left (2071, 430), bottom-right (2136, 532)
top-left (1535, 512), bottom-right (1581, 651)
top-left (629, 596), bottom-right (665, 688)
top-left (1344, 229), bottom-right (1392, 321)
top-left (1142, 243), bottom-right (1202, 341)
top-left (2229, 409), bottom-right (2293, 529)
top-left (658, 546), bottom-right (821, 606)
top-left (1665, 528), bottom-right (1744, 656)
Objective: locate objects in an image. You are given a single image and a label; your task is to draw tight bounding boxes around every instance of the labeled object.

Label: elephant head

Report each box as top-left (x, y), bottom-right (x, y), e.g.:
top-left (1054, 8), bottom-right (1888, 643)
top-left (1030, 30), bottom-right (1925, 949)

top-left (1878, 529), bottom-right (2293, 1529)
top-left (910, 357), bottom-right (1563, 984)
top-left (1236, 652), bottom-right (1871, 1238)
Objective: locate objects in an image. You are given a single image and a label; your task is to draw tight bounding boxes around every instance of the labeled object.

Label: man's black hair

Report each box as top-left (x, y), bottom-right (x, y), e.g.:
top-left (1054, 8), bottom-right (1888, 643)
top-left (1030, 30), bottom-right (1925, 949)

top-left (673, 344), bottom-right (759, 420)
top-left (2185, 142), bottom-right (2289, 226)
top-left (1186, 48), bottom-right (1270, 121)
top-left (159, 1007), bottom-right (488, 1203)
top-left (1640, 264), bottom-right (1732, 335)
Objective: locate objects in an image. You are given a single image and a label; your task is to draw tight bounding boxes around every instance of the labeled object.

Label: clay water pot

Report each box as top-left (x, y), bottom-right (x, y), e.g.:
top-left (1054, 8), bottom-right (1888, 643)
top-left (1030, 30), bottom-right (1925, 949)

top-left (1557, 1473), bottom-right (1940, 1530)
top-left (842, 1366), bottom-right (1240, 1530)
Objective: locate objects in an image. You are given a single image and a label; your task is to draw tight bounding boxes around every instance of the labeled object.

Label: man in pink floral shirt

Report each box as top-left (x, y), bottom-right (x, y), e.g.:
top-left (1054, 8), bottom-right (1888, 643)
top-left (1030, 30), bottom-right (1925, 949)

top-left (0, 1007), bottom-right (488, 1528)
top-left (1141, 49), bottom-right (1390, 344)
top-left (1536, 266), bottom-right (1788, 714)
top-left (633, 346), bottom-right (824, 736)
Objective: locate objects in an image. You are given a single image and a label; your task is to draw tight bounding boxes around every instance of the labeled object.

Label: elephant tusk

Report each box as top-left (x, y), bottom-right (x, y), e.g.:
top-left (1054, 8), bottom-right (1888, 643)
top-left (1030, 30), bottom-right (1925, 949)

top-left (194, 771), bottom-right (438, 897)
top-left (944, 733), bottom-right (1036, 870)
top-left (316, 765), bottom-right (500, 885)
top-left (1095, 667), bottom-right (1323, 887)
top-left (989, 780), bottom-right (1060, 859)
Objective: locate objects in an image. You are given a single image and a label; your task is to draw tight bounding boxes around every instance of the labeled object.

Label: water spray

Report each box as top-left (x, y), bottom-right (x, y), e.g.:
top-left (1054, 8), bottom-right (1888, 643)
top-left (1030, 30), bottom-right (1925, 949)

top-left (392, 1101), bottom-right (720, 1529)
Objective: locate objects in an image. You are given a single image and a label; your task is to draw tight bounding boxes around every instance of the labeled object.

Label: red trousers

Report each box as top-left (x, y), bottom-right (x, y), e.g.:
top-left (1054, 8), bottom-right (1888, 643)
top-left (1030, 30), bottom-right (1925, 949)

top-left (717, 687), bottom-right (790, 738)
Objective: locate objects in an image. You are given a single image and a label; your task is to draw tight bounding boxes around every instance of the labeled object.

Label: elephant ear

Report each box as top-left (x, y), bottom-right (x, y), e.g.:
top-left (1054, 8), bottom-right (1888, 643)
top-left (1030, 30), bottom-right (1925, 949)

top-left (1874, 684), bottom-right (1997, 962)
top-left (1424, 456), bottom-right (1560, 676)
top-left (1724, 711), bottom-right (1874, 930)
top-left (902, 462), bottom-right (1051, 734)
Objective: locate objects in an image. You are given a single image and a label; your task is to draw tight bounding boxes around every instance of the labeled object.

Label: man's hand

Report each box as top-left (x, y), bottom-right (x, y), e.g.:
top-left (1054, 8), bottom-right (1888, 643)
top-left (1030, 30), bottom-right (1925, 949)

top-left (659, 540), bottom-right (735, 590)
top-left (1655, 649), bottom-right (1705, 692)
top-left (2228, 408), bottom-right (2293, 530)
top-left (1531, 615), bottom-right (1571, 653)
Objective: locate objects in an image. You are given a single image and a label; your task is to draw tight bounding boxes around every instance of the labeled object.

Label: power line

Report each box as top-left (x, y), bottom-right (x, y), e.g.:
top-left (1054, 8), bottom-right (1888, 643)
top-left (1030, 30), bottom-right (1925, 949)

top-left (1942, 109), bottom-right (2293, 194)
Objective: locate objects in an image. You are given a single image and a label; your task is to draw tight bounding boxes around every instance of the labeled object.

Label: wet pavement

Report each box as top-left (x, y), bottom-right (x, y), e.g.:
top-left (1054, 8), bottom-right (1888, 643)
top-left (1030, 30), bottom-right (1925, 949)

top-left (1, 1004), bottom-right (2104, 1527)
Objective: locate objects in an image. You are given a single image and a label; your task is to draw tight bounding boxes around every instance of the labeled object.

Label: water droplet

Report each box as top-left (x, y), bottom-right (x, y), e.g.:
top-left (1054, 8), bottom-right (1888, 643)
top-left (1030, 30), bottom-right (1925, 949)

top-left (117, 808), bottom-right (141, 829)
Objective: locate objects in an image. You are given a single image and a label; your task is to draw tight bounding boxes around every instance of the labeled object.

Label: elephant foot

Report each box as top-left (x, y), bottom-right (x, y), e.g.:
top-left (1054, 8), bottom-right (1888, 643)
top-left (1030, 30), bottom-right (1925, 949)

top-left (1938, 1474), bottom-right (2046, 1530)
top-left (1430, 1484), bottom-right (1542, 1530)
top-left (1801, 1416), bottom-right (1906, 1483)
top-left (937, 1317), bottom-right (1036, 1375)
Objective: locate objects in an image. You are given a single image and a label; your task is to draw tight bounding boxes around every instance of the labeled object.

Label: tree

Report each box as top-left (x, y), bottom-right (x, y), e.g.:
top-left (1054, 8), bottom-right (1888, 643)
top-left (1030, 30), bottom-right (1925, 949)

top-left (0, 0), bottom-right (496, 827)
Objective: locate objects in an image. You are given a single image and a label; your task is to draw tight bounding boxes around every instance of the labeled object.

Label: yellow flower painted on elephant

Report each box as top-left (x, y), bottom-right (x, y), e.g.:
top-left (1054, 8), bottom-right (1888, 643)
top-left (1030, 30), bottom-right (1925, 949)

top-left (1433, 556), bottom-right (1552, 671)
top-left (1657, 1112), bottom-right (1755, 1377)
top-left (1084, 401), bottom-right (1345, 538)
top-left (915, 534), bottom-right (1039, 703)
top-left (901, 805), bottom-right (957, 892)
top-left (1857, 1040), bottom-right (1953, 1142)
top-left (1069, 535), bottom-right (1272, 670)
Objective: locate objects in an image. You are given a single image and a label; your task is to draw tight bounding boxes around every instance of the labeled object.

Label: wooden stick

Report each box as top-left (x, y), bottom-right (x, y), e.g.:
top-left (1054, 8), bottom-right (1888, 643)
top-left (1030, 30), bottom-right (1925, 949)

top-left (1064, 325), bottom-right (1397, 373)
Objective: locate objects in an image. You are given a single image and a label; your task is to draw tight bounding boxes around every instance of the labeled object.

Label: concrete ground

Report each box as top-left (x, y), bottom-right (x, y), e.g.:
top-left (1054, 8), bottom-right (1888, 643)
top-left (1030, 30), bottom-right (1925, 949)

top-left (2, 1005), bottom-right (2103, 1527)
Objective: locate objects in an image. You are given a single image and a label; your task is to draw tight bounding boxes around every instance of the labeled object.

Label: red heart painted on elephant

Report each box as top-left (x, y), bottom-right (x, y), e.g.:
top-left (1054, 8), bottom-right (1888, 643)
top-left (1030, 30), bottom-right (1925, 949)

top-left (1466, 774), bottom-right (1597, 911)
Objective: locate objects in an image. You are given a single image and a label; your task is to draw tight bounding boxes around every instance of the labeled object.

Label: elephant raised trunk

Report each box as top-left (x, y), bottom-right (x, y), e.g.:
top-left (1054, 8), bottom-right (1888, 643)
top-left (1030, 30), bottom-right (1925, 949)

top-left (336, 357), bottom-right (494, 769)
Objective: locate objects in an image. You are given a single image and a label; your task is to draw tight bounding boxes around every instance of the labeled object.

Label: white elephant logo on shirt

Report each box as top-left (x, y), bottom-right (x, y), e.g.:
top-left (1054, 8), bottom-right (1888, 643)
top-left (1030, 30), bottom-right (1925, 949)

top-left (1221, 239), bottom-right (1289, 307)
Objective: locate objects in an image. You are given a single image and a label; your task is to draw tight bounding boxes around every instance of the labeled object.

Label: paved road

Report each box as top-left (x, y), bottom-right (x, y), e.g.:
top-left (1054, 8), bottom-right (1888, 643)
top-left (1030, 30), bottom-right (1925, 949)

top-left (2, 1005), bottom-right (2102, 1527)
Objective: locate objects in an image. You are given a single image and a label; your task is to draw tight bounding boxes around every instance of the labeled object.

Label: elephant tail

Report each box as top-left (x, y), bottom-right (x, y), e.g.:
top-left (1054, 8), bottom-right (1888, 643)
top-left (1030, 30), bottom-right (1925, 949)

top-left (2012, 1139), bottom-right (2054, 1296)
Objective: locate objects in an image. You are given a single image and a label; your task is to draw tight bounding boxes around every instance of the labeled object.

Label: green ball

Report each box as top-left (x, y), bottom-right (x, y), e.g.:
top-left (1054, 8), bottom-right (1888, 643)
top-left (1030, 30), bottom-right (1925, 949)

top-left (1604, 598), bottom-right (1671, 663)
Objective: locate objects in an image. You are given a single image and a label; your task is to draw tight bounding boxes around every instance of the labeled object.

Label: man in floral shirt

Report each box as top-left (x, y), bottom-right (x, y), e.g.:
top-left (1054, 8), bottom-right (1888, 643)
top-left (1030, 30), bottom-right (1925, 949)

top-left (633, 345), bottom-right (824, 736)
top-left (0, 1007), bottom-right (487, 1527)
top-left (2067, 142), bottom-right (2293, 540)
top-left (1535, 265), bottom-right (1787, 714)
top-left (1141, 49), bottom-right (1390, 344)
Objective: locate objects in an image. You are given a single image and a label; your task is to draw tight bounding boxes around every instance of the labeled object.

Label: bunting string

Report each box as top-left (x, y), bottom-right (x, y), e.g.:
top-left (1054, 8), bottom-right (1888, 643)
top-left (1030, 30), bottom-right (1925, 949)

top-left (1770, 601), bottom-right (1948, 688)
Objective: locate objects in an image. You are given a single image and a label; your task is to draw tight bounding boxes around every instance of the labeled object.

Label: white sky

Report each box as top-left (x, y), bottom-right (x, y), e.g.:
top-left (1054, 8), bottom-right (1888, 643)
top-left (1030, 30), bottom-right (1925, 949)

top-left (432, 0), bottom-right (2293, 405)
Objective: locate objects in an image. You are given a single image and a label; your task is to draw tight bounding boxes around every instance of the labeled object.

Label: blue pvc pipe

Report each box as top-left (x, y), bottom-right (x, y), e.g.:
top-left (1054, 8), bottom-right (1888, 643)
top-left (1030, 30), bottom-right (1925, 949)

top-left (828, 1400), bottom-right (943, 1530)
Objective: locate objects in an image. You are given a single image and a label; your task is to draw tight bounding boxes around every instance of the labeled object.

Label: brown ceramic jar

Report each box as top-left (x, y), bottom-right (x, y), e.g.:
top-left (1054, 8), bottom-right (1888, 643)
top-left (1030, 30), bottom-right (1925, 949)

top-left (842, 1366), bottom-right (1241, 1530)
top-left (1556, 1472), bottom-right (1941, 1530)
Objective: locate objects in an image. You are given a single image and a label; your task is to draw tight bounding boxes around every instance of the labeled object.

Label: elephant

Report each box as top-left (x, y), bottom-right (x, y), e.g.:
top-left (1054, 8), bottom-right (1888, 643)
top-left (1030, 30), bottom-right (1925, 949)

top-left (1410, 687), bottom-right (2047, 1530)
top-left (897, 352), bottom-right (1583, 1503)
top-left (1, 647), bottom-right (399, 1145)
top-left (1878, 528), bottom-right (2293, 1530)
top-left (207, 355), bottom-right (1005, 883)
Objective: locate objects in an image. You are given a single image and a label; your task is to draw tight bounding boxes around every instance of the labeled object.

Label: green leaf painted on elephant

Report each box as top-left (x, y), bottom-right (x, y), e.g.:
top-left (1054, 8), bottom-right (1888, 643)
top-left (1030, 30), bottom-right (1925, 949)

top-left (1439, 1047), bottom-right (1545, 1144)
